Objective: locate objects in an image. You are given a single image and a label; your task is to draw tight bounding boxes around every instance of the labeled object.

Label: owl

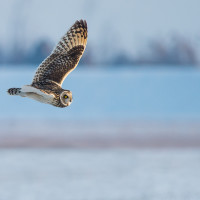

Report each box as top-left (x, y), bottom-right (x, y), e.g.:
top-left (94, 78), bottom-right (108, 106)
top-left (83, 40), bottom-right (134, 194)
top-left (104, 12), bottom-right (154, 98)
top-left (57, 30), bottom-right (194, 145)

top-left (7, 20), bottom-right (88, 108)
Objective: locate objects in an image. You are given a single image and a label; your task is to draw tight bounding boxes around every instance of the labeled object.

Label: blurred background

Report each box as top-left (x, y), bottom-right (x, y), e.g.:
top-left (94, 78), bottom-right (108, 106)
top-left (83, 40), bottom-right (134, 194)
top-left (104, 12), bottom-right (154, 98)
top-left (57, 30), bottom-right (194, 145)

top-left (0, 0), bottom-right (200, 199)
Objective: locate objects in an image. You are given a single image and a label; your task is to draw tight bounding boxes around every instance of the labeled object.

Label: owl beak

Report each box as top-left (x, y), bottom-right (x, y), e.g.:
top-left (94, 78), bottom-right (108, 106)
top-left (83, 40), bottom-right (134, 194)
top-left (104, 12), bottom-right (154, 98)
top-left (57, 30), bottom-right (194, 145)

top-left (66, 98), bottom-right (72, 106)
top-left (67, 100), bottom-right (72, 107)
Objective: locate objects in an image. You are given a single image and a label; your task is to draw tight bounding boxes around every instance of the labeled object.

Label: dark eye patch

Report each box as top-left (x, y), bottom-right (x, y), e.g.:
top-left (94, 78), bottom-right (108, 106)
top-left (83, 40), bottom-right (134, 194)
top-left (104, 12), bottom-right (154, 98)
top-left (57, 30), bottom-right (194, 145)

top-left (64, 95), bottom-right (68, 99)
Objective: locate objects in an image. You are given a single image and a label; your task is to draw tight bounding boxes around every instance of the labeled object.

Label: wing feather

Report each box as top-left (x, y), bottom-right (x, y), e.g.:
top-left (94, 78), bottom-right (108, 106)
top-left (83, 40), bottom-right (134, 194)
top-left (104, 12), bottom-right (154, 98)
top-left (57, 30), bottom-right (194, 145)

top-left (32, 20), bottom-right (88, 86)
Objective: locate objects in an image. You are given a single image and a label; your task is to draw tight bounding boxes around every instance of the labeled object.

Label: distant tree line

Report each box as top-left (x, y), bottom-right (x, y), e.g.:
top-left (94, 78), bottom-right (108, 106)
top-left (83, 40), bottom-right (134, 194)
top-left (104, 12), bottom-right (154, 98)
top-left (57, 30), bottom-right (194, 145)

top-left (112, 36), bottom-right (198, 66)
top-left (0, 36), bottom-right (198, 67)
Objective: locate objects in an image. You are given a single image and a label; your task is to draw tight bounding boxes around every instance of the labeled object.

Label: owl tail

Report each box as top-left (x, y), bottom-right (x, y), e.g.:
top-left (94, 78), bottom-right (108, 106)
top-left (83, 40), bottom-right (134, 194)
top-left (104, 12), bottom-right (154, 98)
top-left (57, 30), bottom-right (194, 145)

top-left (7, 88), bottom-right (21, 95)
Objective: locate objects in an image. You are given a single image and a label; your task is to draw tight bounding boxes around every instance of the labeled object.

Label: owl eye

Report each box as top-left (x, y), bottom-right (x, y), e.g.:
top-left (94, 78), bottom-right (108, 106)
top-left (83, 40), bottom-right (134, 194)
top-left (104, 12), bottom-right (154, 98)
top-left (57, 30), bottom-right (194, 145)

top-left (64, 95), bottom-right (68, 99)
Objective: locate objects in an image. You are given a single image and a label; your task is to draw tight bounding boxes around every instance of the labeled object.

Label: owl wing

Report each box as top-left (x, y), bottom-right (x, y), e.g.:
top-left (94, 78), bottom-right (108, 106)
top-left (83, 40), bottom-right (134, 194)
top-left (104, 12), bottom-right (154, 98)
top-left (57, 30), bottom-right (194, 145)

top-left (31, 19), bottom-right (87, 86)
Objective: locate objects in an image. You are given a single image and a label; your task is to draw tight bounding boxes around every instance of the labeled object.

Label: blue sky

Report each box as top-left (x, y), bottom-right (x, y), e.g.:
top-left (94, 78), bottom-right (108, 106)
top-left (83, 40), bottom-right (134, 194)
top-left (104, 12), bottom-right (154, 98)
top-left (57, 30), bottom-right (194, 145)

top-left (0, 0), bottom-right (200, 59)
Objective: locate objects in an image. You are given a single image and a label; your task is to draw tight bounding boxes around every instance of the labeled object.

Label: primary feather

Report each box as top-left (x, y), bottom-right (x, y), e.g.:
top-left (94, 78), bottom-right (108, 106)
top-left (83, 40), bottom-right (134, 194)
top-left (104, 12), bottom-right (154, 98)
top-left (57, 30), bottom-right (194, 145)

top-left (32, 19), bottom-right (88, 86)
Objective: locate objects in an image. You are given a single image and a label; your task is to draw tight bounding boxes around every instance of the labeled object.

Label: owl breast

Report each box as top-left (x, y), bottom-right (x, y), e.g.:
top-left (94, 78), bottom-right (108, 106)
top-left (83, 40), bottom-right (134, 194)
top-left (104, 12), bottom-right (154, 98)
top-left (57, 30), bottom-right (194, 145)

top-left (21, 85), bottom-right (56, 105)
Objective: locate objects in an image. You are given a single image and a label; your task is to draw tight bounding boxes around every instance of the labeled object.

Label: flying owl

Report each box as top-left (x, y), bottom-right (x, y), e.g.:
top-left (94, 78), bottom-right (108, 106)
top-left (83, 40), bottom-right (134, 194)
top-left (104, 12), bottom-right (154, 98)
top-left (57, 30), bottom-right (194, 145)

top-left (7, 19), bottom-right (88, 108)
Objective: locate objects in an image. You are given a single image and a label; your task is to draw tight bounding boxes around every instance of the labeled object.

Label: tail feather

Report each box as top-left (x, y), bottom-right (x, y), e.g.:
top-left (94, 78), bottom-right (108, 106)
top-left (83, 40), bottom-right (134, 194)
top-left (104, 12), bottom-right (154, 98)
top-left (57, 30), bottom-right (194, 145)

top-left (7, 88), bottom-right (21, 95)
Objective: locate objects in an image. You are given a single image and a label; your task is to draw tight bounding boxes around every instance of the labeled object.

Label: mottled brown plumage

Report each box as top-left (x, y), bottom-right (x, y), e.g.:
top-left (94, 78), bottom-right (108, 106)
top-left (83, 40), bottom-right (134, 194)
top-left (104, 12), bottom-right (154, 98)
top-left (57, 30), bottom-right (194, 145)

top-left (7, 20), bottom-right (88, 108)
top-left (32, 19), bottom-right (87, 86)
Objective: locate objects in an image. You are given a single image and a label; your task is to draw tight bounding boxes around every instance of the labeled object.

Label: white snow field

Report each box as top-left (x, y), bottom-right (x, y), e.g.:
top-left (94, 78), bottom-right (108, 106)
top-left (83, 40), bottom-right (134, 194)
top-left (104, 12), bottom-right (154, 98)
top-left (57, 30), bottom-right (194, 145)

top-left (0, 149), bottom-right (200, 200)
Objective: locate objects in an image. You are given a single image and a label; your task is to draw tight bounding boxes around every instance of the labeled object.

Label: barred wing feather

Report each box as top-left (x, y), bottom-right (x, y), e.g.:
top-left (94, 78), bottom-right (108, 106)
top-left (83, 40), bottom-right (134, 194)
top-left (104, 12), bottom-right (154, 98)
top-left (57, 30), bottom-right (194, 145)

top-left (32, 20), bottom-right (87, 86)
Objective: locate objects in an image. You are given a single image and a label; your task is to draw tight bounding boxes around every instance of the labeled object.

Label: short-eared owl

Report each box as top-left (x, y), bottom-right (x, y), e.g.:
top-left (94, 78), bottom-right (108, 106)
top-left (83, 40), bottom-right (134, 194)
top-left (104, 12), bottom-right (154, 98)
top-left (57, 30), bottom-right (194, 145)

top-left (7, 20), bottom-right (88, 108)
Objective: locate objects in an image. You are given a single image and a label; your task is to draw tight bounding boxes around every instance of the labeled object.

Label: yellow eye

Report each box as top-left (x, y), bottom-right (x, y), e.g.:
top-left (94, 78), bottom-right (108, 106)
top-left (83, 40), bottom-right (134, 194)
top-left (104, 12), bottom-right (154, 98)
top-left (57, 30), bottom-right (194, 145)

top-left (64, 95), bottom-right (68, 99)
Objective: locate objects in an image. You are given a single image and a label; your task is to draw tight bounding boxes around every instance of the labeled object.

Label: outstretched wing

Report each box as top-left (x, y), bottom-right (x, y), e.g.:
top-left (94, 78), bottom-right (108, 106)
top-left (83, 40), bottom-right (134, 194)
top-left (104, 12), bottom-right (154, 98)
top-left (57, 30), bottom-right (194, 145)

top-left (32, 19), bottom-right (87, 86)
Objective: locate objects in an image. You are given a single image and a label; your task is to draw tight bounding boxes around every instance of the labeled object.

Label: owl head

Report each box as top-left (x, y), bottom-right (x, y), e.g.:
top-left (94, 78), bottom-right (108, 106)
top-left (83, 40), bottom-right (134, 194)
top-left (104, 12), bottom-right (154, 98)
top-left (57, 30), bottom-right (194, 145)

top-left (59, 90), bottom-right (73, 107)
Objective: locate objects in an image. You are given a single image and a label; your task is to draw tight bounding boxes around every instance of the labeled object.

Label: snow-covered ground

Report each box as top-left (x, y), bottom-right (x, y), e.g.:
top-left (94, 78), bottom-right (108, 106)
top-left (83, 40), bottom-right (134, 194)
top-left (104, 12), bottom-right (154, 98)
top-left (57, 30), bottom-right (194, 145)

top-left (0, 149), bottom-right (200, 200)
